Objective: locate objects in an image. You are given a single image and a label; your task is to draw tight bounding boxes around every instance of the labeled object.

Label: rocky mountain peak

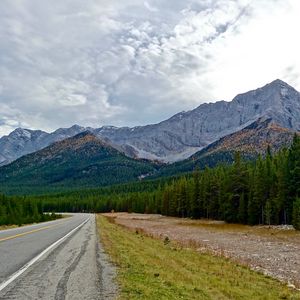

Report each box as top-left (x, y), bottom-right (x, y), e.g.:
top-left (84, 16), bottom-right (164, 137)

top-left (47, 131), bottom-right (113, 153)
top-left (268, 78), bottom-right (297, 89)
top-left (53, 125), bottom-right (86, 135)
top-left (66, 131), bottom-right (112, 147)
top-left (71, 130), bottom-right (95, 139)
top-left (263, 79), bottom-right (299, 101)
top-left (9, 128), bottom-right (32, 138)
top-left (233, 79), bottom-right (297, 103)
top-left (0, 79), bottom-right (299, 165)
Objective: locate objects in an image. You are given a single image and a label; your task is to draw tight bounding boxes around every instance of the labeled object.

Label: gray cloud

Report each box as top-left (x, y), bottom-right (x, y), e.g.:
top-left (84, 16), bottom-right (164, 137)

top-left (0, 0), bottom-right (299, 136)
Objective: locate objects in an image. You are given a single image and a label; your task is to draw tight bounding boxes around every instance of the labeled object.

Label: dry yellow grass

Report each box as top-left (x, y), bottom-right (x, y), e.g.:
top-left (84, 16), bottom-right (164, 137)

top-left (0, 224), bottom-right (19, 230)
top-left (177, 220), bottom-right (300, 240)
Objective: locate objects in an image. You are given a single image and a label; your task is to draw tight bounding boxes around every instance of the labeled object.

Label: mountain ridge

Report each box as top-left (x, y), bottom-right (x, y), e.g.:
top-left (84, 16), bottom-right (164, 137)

top-left (155, 117), bottom-right (299, 177)
top-left (0, 131), bottom-right (159, 193)
top-left (1, 79), bottom-right (300, 165)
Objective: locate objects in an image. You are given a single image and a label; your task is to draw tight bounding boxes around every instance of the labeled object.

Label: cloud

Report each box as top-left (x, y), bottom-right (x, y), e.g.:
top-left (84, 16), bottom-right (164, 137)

top-left (144, 1), bottom-right (159, 12)
top-left (0, 0), bottom-right (299, 136)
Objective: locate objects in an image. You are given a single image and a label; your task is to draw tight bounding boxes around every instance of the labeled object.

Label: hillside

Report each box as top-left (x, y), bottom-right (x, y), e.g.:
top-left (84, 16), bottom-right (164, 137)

top-left (0, 132), bottom-right (159, 193)
top-left (157, 118), bottom-right (299, 176)
top-left (0, 125), bottom-right (86, 166)
top-left (201, 117), bottom-right (298, 155)
top-left (0, 120), bottom-right (298, 193)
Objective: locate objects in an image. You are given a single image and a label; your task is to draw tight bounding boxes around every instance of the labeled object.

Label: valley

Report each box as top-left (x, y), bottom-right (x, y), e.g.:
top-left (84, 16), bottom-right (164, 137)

top-left (0, 79), bottom-right (299, 194)
top-left (2, 1), bottom-right (300, 299)
top-left (1, 79), bottom-right (300, 299)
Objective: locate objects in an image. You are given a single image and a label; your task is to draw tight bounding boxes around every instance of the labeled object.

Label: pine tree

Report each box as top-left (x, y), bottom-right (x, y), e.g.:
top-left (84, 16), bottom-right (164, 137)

top-left (292, 198), bottom-right (300, 230)
top-left (249, 156), bottom-right (265, 225)
top-left (225, 152), bottom-right (248, 223)
top-left (191, 168), bottom-right (201, 218)
top-left (264, 199), bottom-right (272, 226)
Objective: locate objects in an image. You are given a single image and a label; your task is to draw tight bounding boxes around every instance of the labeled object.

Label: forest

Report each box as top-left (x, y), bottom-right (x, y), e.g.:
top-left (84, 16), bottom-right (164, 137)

top-left (0, 195), bottom-right (62, 226)
top-left (1, 135), bottom-right (300, 229)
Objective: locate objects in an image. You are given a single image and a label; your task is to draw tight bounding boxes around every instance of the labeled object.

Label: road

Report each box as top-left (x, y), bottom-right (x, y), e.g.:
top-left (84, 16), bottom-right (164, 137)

top-left (0, 214), bottom-right (117, 300)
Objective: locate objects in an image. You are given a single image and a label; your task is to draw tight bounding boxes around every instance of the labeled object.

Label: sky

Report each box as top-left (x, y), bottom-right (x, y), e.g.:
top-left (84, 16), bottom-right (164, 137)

top-left (0, 0), bottom-right (300, 136)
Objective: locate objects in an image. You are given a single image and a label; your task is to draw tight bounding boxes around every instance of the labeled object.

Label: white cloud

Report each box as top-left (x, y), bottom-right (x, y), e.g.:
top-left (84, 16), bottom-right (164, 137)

top-left (144, 1), bottom-right (158, 12)
top-left (0, 0), bottom-right (299, 136)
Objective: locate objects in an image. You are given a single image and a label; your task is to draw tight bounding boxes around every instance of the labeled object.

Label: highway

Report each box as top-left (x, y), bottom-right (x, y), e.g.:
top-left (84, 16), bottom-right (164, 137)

top-left (0, 214), bottom-right (117, 299)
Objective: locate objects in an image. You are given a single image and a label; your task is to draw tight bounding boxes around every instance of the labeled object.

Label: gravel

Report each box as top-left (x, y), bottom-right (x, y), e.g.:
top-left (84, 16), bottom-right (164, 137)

top-left (105, 212), bottom-right (300, 289)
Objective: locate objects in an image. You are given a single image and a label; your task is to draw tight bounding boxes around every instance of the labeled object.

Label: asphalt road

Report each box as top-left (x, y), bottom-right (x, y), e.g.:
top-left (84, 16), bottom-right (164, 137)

top-left (0, 214), bottom-right (117, 300)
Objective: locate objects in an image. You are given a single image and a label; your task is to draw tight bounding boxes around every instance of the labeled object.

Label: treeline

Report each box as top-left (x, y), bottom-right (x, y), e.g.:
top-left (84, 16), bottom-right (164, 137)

top-left (34, 135), bottom-right (300, 229)
top-left (0, 194), bottom-right (61, 226)
top-left (101, 135), bottom-right (300, 228)
top-left (2, 136), bottom-right (300, 229)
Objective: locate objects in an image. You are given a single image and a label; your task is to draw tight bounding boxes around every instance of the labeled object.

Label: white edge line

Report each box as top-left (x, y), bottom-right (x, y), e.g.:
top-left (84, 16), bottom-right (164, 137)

top-left (0, 217), bottom-right (90, 293)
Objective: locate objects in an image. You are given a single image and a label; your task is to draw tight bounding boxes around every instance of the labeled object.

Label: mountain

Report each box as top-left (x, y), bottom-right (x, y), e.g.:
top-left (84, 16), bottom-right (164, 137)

top-left (156, 118), bottom-right (299, 177)
top-left (0, 79), bottom-right (300, 165)
top-left (95, 79), bottom-right (300, 162)
top-left (197, 117), bottom-right (298, 157)
top-left (0, 125), bottom-right (86, 166)
top-left (0, 132), bottom-right (159, 193)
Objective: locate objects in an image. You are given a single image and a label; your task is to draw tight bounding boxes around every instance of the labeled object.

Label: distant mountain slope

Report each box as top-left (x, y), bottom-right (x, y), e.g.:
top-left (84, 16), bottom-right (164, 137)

top-left (0, 79), bottom-right (300, 165)
top-left (202, 117), bottom-right (298, 156)
top-left (157, 119), bottom-right (299, 177)
top-left (95, 79), bottom-right (300, 161)
top-left (0, 125), bottom-right (86, 166)
top-left (0, 132), bottom-right (159, 193)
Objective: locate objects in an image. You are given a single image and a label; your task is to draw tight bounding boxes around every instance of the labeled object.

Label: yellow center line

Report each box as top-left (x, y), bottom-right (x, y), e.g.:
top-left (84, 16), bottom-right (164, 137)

top-left (0, 223), bottom-right (60, 243)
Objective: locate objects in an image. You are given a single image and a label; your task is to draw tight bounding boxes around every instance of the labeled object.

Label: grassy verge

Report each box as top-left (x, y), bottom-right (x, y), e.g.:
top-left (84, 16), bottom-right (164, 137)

top-left (176, 221), bottom-right (300, 242)
top-left (97, 215), bottom-right (300, 300)
top-left (0, 224), bottom-right (19, 230)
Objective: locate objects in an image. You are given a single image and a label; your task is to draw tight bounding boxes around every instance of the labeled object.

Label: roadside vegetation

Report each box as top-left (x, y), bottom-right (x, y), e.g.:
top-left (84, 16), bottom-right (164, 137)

top-left (93, 135), bottom-right (300, 228)
top-left (0, 194), bottom-right (62, 226)
top-left (0, 224), bottom-right (19, 230)
top-left (1, 136), bottom-right (300, 230)
top-left (35, 135), bottom-right (300, 229)
top-left (97, 215), bottom-right (300, 300)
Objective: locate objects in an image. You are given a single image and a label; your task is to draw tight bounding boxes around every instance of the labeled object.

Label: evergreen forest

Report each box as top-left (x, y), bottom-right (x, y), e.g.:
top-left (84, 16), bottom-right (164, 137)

top-left (1, 135), bottom-right (300, 229)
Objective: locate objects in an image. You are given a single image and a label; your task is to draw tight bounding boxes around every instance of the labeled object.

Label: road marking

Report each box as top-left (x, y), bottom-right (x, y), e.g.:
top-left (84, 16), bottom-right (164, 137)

top-left (0, 217), bottom-right (90, 293)
top-left (0, 217), bottom-right (71, 241)
top-left (0, 225), bottom-right (55, 243)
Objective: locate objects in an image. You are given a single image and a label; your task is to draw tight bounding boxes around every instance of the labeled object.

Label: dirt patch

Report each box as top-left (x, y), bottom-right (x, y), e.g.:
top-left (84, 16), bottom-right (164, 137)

top-left (103, 212), bottom-right (300, 289)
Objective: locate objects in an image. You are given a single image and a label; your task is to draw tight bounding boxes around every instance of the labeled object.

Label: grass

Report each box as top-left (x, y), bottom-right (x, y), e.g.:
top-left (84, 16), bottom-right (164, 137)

top-left (177, 219), bottom-right (300, 240)
top-left (0, 224), bottom-right (19, 230)
top-left (97, 215), bottom-right (300, 300)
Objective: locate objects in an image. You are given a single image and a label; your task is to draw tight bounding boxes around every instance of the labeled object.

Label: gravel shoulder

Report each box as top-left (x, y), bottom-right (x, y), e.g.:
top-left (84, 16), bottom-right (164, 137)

top-left (104, 212), bottom-right (300, 288)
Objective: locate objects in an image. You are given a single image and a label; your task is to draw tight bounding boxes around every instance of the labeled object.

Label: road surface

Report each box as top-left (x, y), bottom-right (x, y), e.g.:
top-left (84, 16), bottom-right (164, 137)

top-left (0, 213), bottom-right (117, 299)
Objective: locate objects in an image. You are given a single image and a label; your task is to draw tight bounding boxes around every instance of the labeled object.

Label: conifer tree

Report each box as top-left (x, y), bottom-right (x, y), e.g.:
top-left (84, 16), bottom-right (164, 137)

top-left (292, 198), bottom-right (300, 230)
